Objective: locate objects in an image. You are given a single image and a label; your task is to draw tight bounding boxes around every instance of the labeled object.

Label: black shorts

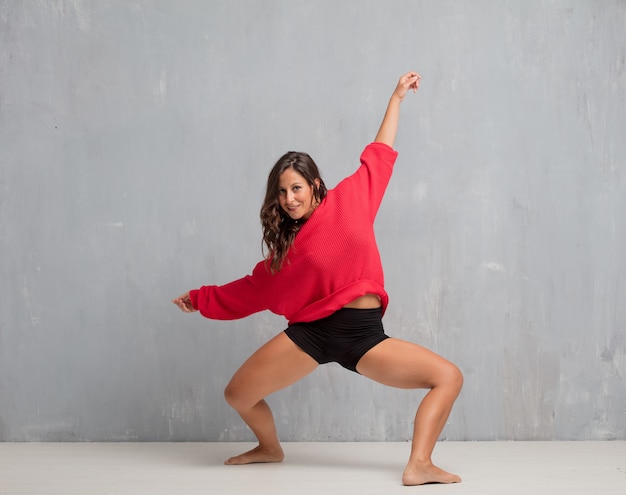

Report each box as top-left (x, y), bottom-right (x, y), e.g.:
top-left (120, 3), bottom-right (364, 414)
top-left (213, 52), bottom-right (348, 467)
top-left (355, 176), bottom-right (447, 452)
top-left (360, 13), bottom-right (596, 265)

top-left (284, 307), bottom-right (389, 373)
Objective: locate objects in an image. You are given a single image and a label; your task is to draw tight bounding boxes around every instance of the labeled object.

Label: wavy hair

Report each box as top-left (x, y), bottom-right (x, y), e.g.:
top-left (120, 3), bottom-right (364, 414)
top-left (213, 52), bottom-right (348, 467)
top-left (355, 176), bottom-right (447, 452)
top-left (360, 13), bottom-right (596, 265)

top-left (260, 151), bottom-right (327, 273)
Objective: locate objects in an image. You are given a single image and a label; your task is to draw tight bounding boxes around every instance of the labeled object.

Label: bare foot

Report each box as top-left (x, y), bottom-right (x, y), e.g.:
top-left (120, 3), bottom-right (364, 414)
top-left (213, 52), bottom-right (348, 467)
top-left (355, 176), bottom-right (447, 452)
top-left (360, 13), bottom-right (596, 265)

top-left (224, 444), bottom-right (285, 465)
top-left (402, 461), bottom-right (461, 486)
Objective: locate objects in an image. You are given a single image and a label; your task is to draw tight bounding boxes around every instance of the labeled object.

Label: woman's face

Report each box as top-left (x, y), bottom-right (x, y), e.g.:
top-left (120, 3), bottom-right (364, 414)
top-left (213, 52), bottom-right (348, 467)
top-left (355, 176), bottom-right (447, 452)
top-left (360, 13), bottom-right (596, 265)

top-left (278, 168), bottom-right (319, 221)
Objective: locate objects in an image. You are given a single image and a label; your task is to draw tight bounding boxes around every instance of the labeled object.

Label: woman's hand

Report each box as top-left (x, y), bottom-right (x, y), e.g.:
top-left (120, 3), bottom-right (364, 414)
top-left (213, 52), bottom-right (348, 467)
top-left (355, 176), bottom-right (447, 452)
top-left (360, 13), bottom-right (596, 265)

top-left (391, 71), bottom-right (421, 101)
top-left (172, 292), bottom-right (198, 313)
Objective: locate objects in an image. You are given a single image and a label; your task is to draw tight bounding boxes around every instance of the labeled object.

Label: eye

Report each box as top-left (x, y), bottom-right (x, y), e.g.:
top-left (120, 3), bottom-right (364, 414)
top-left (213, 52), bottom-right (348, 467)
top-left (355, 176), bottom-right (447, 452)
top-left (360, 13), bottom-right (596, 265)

top-left (293, 185), bottom-right (302, 191)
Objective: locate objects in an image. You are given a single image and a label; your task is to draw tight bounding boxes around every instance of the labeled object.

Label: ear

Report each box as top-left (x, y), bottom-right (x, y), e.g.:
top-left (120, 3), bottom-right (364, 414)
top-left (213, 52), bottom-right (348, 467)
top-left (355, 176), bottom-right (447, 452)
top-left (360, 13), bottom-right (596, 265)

top-left (314, 178), bottom-right (321, 189)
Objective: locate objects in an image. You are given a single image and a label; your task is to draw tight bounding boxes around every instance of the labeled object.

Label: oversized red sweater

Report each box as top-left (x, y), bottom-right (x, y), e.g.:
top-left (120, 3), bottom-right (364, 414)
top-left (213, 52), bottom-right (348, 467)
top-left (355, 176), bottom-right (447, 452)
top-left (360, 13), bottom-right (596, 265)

top-left (189, 142), bottom-right (398, 324)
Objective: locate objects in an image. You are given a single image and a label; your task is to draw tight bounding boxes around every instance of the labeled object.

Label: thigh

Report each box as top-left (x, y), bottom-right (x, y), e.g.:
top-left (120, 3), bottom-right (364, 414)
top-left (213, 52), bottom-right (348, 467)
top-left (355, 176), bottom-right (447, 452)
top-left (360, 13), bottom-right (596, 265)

top-left (226, 331), bottom-right (319, 406)
top-left (356, 337), bottom-right (461, 389)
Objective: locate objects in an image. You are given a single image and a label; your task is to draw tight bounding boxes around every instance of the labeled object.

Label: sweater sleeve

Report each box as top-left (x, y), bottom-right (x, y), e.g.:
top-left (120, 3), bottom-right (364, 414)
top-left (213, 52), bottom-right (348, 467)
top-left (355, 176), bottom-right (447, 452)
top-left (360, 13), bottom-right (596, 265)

top-left (188, 261), bottom-right (272, 320)
top-left (338, 142), bottom-right (398, 220)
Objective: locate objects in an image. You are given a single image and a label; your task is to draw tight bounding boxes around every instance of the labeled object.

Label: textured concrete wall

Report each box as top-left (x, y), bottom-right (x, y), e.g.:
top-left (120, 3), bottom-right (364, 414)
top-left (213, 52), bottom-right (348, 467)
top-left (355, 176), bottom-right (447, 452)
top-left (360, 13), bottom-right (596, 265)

top-left (1, 0), bottom-right (624, 441)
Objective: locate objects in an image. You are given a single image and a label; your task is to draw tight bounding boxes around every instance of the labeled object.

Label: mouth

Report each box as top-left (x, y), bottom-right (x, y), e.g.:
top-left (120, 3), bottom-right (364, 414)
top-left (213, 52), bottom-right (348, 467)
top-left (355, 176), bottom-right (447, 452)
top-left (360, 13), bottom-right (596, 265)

top-left (284, 204), bottom-right (305, 219)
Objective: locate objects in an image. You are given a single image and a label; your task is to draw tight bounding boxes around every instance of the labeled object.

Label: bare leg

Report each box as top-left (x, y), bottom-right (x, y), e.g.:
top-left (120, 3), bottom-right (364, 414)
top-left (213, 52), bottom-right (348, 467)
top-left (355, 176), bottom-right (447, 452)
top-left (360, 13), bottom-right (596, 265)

top-left (223, 332), bottom-right (318, 465)
top-left (356, 338), bottom-right (463, 486)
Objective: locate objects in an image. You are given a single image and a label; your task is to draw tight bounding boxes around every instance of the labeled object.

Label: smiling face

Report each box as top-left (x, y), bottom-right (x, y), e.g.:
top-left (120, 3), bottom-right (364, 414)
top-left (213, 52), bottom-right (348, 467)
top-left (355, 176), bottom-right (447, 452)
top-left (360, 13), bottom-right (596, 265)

top-left (278, 168), bottom-right (320, 221)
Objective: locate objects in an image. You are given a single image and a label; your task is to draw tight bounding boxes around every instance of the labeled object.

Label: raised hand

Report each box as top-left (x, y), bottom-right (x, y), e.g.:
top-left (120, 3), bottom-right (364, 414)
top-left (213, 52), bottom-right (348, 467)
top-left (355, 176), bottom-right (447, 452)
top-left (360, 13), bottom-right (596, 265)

top-left (392, 71), bottom-right (421, 101)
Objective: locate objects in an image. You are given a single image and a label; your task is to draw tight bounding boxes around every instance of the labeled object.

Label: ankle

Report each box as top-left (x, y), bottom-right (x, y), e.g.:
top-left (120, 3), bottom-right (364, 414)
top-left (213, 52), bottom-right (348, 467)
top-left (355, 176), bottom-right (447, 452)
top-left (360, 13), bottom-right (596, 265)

top-left (407, 456), bottom-right (433, 467)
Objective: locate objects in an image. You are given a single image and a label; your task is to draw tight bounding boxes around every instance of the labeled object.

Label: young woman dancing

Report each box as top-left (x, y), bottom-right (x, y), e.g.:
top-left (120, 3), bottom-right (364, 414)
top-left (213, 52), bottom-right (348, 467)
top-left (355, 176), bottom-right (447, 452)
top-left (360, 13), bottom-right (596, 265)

top-left (173, 71), bottom-right (463, 486)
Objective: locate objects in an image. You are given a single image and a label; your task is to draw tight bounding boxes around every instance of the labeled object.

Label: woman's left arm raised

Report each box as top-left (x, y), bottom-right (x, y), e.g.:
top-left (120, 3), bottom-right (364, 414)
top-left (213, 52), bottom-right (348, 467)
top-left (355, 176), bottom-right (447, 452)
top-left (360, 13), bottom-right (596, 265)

top-left (374, 71), bottom-right (421, 148)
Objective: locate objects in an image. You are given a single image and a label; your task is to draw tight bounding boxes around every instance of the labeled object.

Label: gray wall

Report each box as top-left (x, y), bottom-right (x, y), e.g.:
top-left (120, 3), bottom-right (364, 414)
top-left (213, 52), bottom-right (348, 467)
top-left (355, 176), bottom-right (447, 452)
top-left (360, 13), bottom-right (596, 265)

top-left (1, 0), bottom-right (624, 442)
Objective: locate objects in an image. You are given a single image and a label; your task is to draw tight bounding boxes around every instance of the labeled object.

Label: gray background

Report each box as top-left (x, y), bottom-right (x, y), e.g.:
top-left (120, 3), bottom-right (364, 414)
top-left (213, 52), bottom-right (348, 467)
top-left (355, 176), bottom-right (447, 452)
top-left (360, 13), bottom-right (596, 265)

top-left (1, 0), bottom-right (624, 442)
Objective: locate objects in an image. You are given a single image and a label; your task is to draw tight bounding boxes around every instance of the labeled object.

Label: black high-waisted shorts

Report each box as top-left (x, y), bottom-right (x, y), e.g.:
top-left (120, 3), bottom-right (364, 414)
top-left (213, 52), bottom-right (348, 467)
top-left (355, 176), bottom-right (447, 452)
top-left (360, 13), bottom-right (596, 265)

top-left (284, 307), bottom-right (389, 373)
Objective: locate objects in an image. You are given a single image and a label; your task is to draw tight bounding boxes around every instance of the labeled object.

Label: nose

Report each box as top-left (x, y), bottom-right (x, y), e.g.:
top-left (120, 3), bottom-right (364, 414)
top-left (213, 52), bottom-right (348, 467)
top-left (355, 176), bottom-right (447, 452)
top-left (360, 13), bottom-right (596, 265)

top-left (286, 190), bottom-right (296, 203)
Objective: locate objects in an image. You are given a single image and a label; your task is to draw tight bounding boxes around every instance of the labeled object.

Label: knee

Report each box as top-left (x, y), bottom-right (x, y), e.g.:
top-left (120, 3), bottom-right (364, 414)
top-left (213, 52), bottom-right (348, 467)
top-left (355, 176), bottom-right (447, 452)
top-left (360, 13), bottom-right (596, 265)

top-left (434, 361), bottom-right (463, 396)
top-left (446, 363), bottom-right (464, 395)
top-left (223, 381), bottom-right (245, 411)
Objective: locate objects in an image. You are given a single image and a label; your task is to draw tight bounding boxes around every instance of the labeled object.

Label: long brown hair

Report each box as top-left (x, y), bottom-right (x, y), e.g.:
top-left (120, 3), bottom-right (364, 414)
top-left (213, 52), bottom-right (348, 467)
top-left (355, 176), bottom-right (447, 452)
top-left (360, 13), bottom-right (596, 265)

top-left (260, 151), bottom-right (327, 273)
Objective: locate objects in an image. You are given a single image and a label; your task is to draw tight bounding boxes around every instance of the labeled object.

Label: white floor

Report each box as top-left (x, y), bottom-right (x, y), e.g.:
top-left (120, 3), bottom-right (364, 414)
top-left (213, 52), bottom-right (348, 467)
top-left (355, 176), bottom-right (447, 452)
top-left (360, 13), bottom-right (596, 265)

top-left (0, 441), bottom-right (624, 495)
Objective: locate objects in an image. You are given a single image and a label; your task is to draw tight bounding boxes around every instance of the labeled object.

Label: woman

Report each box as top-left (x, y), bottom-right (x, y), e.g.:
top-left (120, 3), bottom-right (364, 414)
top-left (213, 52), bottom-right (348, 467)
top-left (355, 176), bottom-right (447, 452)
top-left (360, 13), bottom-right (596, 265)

top-left (173, 72), bottom-right (463, 486)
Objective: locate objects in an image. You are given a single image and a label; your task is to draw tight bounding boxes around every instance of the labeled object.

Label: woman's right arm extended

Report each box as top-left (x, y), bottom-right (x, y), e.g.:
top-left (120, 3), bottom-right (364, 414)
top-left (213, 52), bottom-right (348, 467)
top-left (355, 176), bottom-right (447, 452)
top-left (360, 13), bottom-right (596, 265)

top-left (172, 261), bottom-right (272, 319)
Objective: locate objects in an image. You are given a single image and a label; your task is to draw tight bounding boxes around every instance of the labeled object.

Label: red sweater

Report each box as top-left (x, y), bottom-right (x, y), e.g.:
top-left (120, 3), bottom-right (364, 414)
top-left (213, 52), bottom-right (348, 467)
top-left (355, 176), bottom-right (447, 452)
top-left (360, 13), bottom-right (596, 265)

top-left (189, 142), bottom-right (398, 324)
